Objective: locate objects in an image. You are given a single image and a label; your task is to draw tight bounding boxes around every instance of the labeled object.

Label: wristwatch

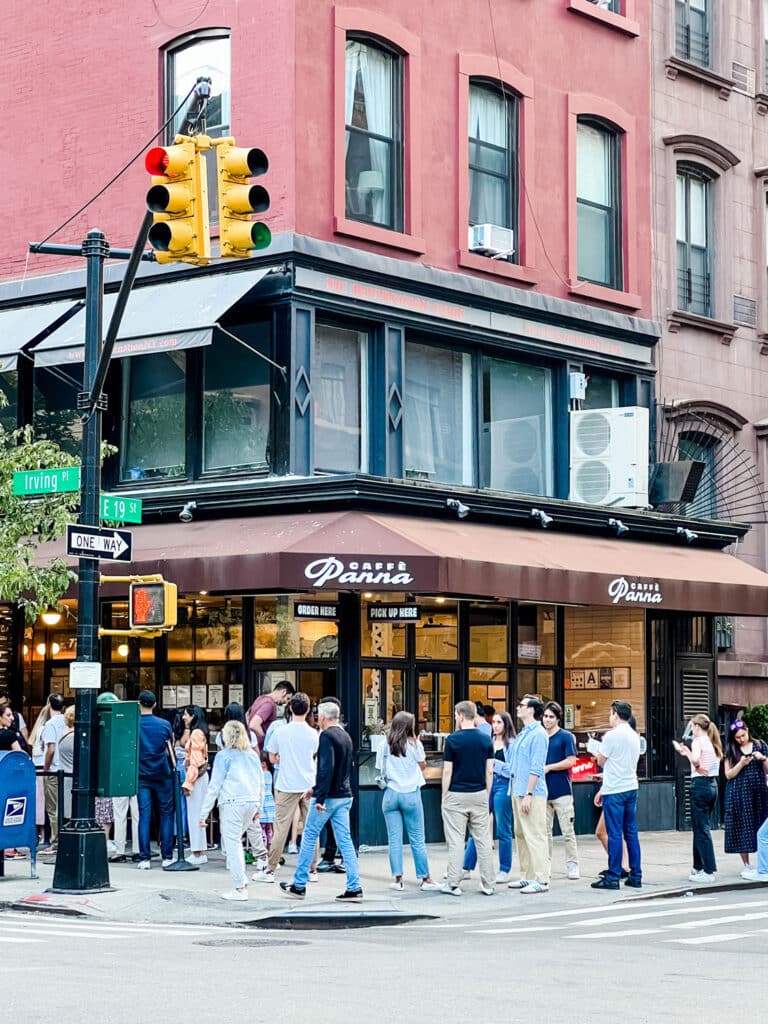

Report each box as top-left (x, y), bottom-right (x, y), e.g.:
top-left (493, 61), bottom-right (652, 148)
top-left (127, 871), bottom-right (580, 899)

top-left (525, 791), bottom-right (534, 797)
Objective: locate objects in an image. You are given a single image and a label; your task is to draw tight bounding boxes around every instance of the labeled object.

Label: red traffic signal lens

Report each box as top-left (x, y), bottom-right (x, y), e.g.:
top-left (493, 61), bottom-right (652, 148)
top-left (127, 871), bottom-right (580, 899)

top-left (131, 583), bottom-right (165, 627)
top-left (145, 147), bottom-right (170, 176)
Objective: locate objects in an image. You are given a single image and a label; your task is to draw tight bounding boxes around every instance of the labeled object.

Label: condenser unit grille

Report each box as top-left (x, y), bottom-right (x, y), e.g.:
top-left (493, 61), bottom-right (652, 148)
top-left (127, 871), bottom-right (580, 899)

top-left (574, 412), bottom-right (612, 457)
top-left (574, 460), bottom-right (612, 503)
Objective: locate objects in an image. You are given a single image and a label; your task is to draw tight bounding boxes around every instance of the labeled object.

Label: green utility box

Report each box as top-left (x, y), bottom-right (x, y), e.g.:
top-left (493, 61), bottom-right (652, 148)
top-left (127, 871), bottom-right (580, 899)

top-left (96, 693), bottom-right (139, 797)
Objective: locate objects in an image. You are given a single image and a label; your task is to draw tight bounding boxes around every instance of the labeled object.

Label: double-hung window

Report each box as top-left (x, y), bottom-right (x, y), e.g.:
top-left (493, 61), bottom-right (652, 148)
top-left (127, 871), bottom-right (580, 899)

top-left (345, 39), bottom-right (403, 231)
top-left (676, 166), bottom-right (712, 317)
top-left (314, 324), bottom-right (369, 473)
top-left (576, 119), bottom-right (622, 289)
top-left (675, 0), bottom-right (710, 68)
top-left (468, 82), bottom-right (518, 253)
top-left (678, 435), bottom-right (717, 518)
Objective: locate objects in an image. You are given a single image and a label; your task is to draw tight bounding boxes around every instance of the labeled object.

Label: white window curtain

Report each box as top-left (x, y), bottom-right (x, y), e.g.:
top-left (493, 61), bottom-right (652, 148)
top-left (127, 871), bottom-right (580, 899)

top-left (468, 86), bottom-right (507, 226)
top-left (346, 41), bottom-right (392, 225)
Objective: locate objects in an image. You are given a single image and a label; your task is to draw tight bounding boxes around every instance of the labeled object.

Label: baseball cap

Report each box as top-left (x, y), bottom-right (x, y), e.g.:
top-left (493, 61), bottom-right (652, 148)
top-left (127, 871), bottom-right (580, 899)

top-left (138, 690), bottom-right (156, 707)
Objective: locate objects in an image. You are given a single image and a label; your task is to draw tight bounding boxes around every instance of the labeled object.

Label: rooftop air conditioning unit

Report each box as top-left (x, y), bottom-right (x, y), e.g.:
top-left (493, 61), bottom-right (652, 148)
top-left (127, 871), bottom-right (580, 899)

top-left (569, 406), bottom-right (649, 507)
top-left (468, 223), bottom-right (515, 258)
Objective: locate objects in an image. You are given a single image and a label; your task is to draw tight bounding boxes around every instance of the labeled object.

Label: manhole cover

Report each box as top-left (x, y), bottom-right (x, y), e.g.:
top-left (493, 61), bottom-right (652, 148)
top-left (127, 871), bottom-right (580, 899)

top-left (195, 938), bottom-right (309, 948)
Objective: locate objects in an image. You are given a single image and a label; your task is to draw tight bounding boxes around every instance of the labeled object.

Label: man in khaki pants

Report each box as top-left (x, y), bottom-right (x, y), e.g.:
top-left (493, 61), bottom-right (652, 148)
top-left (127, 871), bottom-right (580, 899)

top-left (255, 692), bottom-right (320, 883)
top-left (440, 700), bottom-right (496, 896)
top-left (509, 695), bottom-right (551, 894)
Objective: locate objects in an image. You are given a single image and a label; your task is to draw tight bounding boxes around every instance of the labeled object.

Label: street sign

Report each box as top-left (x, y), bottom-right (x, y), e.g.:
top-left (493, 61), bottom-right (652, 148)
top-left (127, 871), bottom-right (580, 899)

top-left (69, 662), bottom-right (102, 690)
top-left (100, 494), bottom-right (143, 524)
top-left (66, 524), bottom-right (132, 562)
top-left (13, 466), bottom-right (80, 496)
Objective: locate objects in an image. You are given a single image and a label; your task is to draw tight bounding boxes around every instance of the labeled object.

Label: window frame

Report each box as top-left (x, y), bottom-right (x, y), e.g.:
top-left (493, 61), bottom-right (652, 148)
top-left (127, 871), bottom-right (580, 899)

top-left (675, 163), bottom-right (714, 319)
top-left (333, 9), bottom-right (424, 254)
top-left (467, 79), bottom-right (518, 237)
top-left (575, 117), bottom-right (623, 291)
top-left (567, 1), bottom-right (640, 37)
top-left (312, 320), bottom-right (371, 475)
top-left (674, 0), bottom-right (710, 69)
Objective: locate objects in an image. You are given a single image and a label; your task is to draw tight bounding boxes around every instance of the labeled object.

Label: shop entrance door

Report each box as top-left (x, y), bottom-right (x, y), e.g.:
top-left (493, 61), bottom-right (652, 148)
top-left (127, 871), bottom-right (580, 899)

top-left (416, 669), bottom-right (456, 737)
top-left (252, 665), bottom-right (338, 716)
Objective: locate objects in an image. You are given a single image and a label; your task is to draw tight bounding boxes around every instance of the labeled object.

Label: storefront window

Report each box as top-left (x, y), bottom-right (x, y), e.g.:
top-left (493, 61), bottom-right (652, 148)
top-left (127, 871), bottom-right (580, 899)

top-left (517, 668), bottom-right (554, 705)
top-left (203, 327), bottom-right (271, 473)
top-left (469, 602), bottom-right (508, 663)
top-left (518, 605), bottom-right (557, 665)
top-left (469, 666), bottom-right (509, 714)
top-left (33, 365), bottom-right (83, 458)
top-left (167, 597), bottom-right (243, 662)
top-left (481, 356), bottom-right (553, 496)
top-left (314, 324), bottom-right (369, 472)
top-left (418, 671), bottom-right (454, 733)
top-left (360, 594), bottom-right (408, 658)
top-left (404, 342), bottom-right (473, 484)
top-left (0, 371), bottom-right (18, 432)
top-left (414, 598), bottom-right (458, 660)
top-left (120, 352), bottom-right (186, 481)
top-left (363, 667), bottom-right (404, 738)
top-left (254, 595), bottom-right (339, 660)
top-left (564, 606), bottom-right (645, 735)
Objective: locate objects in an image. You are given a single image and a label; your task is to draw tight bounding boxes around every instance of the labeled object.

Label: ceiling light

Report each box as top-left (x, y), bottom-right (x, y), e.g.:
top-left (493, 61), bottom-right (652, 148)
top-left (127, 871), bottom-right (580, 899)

top-left (435, 597), bottom-right (446, 604)
top-left (41, 608), bottom-right (62, 626)
top-left (51, 642), bottom-right (60, 655)
top-left (117, 643), bottom-right (129, 657)
top-left (363, 592), bottom-right (373, 599)
top-left (36, 643), bottom-right (46, 656)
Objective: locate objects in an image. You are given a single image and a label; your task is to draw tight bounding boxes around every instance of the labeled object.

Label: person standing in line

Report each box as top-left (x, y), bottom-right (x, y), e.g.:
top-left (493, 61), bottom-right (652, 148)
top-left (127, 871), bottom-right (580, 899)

top-left (136, 690), bottom-right (175, 870)
top-left (246, 681), bottom-right (296, 751)
top-left (199, 720), bottom-right (265, 901)
top-left (591, 700), bottom-right (642, 891)
top-left (181, 705), bottom-right (210, 866)
top-left (377, 710), bottom-right (439, 891)
top-left (57, 705), bottom-right (76, 820)
top-left (0, 690), bottom-right (30, 751)
top-left (722, 719), bottom-right (768, 879)
top-left (463, 710), bottom-right (515, 883)
top-left (111, 792), bottom-right (140, 862)
top-left (508, 696), bottom-right (551, 894)
top-left (29, 704), bottom-right (52, 846)
top-left (257, 692), bottom-right (319, 883)
top-left (0, 703), bottom-right (23, 750)
top-left (40, 694), bottom-right (67, 854)
top-left (673, 713), bottom-right (723, 883)
top-left (542, 701), bottom-right (580, 881)
top-left (474, 705), bottom-right (493, 737)
top-left (280, 701), bottom-right (363, 902)
top-left (441, 700), bottom-right (496, 897)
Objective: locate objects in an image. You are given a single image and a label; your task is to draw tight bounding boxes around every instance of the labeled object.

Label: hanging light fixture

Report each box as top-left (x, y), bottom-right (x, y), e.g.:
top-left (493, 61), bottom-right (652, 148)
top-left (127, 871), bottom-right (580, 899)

top-left (40, 607), bottom-right (62, 626)
top-left (36, 642), bottom-right (46, 656)
top-left (117, 643), bottom-right (129, 657)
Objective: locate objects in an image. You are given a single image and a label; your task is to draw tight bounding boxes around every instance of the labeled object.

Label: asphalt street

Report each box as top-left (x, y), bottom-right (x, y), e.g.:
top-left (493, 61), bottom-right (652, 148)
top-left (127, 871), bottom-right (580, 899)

top-left (4, 887), bottom-right (767, 1023)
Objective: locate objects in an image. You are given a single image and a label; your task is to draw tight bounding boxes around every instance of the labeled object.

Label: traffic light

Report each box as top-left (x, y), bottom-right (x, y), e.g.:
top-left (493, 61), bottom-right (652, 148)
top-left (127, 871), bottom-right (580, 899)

top-left (216, 142), bottom-right (271, 258)
top-left (129, 580), bottom-right (178, 630)
top-left (145, 139), bottom-right (210, 266)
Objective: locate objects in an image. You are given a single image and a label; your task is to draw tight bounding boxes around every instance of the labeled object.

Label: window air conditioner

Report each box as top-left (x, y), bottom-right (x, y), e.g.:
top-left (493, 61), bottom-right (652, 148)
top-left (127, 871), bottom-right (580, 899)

top-left (468, 223), bottom-right (515, 258)
top-left (569, 406), bottom-right (649, 507)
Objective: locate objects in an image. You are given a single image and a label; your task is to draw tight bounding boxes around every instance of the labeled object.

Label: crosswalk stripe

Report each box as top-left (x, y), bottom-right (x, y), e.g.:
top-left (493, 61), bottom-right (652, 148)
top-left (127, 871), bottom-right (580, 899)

top-left (667, 931), bottom-right (764, 945)
top-left (0, 924), bottom-right (194, 939)
top-left (667, 911), bottom-right (768, 930)
top-left (0, 936), bottom-right (42, 944)
top-left (0, 912), bottom-right (232, 934)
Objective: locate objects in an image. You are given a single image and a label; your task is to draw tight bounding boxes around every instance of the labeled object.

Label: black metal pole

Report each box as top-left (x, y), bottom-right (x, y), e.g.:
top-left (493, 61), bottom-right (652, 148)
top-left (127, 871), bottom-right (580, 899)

top-left (51, 228), bottom-right (111, 893)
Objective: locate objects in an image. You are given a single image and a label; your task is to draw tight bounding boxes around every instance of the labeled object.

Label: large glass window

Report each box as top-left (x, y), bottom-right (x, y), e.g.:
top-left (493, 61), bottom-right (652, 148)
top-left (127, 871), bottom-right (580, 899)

top-left (203, 327), bottom-right (271, 473)
top-left (120, 352), bottom-right (186, 481)
top-left (345, 39), bottom-right (402, 230)
top-left (254, 596), bottom-right (339, 660)
top-left (678, 434), bottom-right (717, 518)
top-left (481, 357), bottom-right (553, 496)
top-left (576, 120), bottom-right (622, 289)
top-left (468, 82), bottom-right (517, 247)
top-left (0, 371), bottom-right (19, 433)
top-left (676, 166), bottom-right (712, 317)
top-left (33, 365), bottom-right (83, 458)
top-left (166, 33), bottom-right (230, 225)
top-left (314, 324), bottom-right (368, 472)
top-left (675, 0), bottom-right (710, 68)
top-left (583, 371), bottom-right (620, 410)
top-left (404, 342), bottom-right (473, 484)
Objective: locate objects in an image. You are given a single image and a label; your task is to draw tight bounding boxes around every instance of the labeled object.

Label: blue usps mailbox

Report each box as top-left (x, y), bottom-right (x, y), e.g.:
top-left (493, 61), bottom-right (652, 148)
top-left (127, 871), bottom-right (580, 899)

top-left (0, 751), bottom-right (38, 879)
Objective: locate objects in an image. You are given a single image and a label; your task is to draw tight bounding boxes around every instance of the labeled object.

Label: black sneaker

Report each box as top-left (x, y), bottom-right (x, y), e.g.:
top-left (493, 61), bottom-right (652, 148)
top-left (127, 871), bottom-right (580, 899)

top-left (316, 860), bottom-right (335, 873)
top-left (279, 882), bottom-right (306, 899)
top-left (624, 878), bottom-right (642, 888)
top-left (599, 868), bottom-right (629, 880)
top-left (335, 888), bottom-right (363, 902)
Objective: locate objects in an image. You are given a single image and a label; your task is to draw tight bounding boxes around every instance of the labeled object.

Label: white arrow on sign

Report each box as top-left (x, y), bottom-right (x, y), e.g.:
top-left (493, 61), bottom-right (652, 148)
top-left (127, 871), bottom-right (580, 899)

top-left (70, 529), bottom-right (128, 558)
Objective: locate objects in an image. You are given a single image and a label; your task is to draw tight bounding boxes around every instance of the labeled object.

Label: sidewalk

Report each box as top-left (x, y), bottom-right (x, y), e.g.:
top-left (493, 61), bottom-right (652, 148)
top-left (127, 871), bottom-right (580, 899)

top-left (0, 831), bottom-right (765, 926)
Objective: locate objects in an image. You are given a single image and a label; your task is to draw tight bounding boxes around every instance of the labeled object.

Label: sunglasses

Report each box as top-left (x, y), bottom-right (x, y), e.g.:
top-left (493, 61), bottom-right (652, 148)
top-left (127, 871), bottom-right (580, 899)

top-left (729, 720), bottom-right (746, 732)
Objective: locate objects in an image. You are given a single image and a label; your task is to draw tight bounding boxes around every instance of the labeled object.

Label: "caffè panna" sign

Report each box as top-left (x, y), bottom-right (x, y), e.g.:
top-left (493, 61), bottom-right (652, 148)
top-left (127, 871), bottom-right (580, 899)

top-left (608, 577), bottom-right (662, 605)
top-left (304, 557), bottom-right (415, 588)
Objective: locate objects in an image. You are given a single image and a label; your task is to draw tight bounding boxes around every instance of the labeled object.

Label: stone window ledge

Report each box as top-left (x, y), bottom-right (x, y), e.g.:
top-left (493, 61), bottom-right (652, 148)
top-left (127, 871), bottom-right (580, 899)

top-left (668, 309), bottom-right (737, 346)
top-left (665, 57), bottom-right (735, 100)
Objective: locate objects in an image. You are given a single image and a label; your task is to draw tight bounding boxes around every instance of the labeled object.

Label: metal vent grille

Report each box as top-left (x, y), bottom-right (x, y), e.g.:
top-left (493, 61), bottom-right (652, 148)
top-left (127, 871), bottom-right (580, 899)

top-left (733, 295), bottom-right (757, 327)
top-left (732, 62), bottom-right (755, 97)
top-left (682, 669), bottom-right (711, 719)
top-left (574, 460), bottom-right (612, 504)
top-left (574, 412), bottom-right (612, 457)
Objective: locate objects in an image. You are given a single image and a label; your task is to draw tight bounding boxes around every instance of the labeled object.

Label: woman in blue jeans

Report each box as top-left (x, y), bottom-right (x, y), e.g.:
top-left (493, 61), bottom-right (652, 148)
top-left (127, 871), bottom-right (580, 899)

top-left (377, 711), bottom-right (439, 891)
top-left (464, 711), bottom-right (515, 883)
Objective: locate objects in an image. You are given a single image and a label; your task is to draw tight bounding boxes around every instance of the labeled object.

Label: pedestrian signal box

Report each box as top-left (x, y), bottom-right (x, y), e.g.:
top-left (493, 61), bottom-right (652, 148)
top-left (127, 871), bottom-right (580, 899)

top-left (129, 580), bottom-right (178, 629)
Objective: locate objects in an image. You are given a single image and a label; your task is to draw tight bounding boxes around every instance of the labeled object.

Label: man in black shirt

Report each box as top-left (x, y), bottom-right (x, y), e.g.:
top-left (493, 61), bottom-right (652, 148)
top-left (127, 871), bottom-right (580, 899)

top-left (441, 700), bottom-right (496, 896)
top-left (281, 701), bottom-right (363, 902)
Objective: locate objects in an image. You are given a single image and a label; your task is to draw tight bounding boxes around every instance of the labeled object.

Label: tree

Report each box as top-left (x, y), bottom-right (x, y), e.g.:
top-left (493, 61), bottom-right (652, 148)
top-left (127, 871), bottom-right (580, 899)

top-left (0, 423), bottom-right (80, 620)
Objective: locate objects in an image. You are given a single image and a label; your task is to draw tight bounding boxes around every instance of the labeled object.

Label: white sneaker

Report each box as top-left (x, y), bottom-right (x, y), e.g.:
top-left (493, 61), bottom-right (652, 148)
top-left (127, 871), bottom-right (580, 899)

top-left (755, 872), bottom-right (768, 881)
top-left (161, 858), bottom-right (176, 868)
top-left (741, 867), bottom-right (758, 880)
top-left (520, 881), bottom-right (549, 894)
top-left (308, 871), bottom-right (319, 883)
top-left (389, 880), bottom-right (404, 891)
top-left (420, 880), bottom-right (439, 891)
top-left (186, 854), bottom-right (207, 866)
top-left (221, 889), bottom-right (248, 901)
top-left (251, 870), bottom-right (275, 883)
top-left (507, 878), bottom-right (532, 889)
top-left (439, 882), bottom-right (463, 896)
top-left (137, 860), bottom-right (150, 870)
top-left (495, 872), bottom-right (510, 884)
top-left (287, 842), bottom-right (299, 854)
top-left (699, 873), bottom-right (717, 883)
top-left (688, 870), bottom-right (705, 882)
top-left (253, 859), bottom-right (268, 874)
top-left (479, 886), bottom-right (495, 895)
top-left (567, 862), bottom-right (580, 880)
top-left (107, 840), bottom-right (118, 855)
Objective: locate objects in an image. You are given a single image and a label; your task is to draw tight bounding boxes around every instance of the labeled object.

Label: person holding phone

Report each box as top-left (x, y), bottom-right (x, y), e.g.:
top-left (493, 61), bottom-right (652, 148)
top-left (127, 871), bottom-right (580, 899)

top-left (673, 714), bottom-right (722, 882)
top-left (723, 719), bottom-right (768, 879)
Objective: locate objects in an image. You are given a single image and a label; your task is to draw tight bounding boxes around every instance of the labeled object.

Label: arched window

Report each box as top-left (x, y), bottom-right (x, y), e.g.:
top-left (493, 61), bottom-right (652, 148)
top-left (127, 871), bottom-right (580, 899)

top-left (676, 164), bottom-right (714, 317)
top-left (576, 118), bottom-right (622, 289)
top-left (344, 38), bottom-right (403, 231)
top-left (468, 81), bottom-right (518, 244)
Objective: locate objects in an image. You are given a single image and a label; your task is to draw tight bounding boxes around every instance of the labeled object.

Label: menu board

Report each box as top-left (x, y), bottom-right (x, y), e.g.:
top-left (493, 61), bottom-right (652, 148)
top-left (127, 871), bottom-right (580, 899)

top-left (566, 667), bottom-right (630, 690)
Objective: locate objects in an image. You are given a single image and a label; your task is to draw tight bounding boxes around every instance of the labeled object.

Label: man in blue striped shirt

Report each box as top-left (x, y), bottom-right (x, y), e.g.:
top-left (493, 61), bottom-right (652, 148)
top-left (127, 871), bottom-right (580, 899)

top-left (508, 695), bottom-right (550, 894)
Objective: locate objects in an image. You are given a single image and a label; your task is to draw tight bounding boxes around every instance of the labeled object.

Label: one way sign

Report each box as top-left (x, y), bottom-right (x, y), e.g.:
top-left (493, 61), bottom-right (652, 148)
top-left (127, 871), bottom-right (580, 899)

top-left (66, 524), bottom-right (132, 562)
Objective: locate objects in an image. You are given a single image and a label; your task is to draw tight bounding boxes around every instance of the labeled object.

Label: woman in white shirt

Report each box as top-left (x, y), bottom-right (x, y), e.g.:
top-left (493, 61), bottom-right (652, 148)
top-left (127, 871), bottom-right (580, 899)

top-left (674, 713), bottom-right (723, 882)
top-left (376, 711), bottom-right (438, 892)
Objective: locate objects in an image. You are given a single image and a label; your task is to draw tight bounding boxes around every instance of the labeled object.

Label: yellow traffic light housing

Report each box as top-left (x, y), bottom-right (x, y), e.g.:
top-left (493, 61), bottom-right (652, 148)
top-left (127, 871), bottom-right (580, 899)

top-left (145, 137), bottom-right (210, 266)
top-left (129, 580), bottom-right (178, 630)
top-left (216, 141), bottom-right (271, 258)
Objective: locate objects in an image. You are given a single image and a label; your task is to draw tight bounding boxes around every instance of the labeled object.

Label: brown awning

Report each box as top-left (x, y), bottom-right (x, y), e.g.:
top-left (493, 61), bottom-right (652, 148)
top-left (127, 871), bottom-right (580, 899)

top-left (37, 509), bottom-right (768, 615)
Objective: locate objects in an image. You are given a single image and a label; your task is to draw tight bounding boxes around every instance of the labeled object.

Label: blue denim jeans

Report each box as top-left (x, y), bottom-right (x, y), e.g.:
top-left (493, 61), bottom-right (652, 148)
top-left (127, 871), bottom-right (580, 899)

top-left (757, 815), bottom-right (768, 875)
top-left (294, 797), bottom-right (360, 891)
top-left (689, 777), bottom-right (718, 875)
top-left (602, 789), bottom-right (641, 883)
top-left (463, 779), bottom-right (513, 873)
top-left (382, 787), bottom-right (431, 879)
top-left (138, 774), bottom-right (175, 862)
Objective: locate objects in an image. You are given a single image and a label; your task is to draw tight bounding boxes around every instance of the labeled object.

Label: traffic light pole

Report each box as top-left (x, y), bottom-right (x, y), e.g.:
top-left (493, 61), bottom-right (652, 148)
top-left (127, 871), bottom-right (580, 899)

top-left (30, 218), bottom-right (153, 892)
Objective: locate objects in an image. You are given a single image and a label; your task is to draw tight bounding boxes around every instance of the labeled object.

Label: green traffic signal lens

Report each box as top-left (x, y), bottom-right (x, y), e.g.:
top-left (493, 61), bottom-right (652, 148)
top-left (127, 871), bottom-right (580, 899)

top-left (251, 223), bottom-right (272, 249)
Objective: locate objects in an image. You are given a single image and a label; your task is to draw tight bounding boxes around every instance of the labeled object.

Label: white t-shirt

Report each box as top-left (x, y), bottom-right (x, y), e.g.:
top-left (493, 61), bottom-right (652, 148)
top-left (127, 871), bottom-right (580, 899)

top-left (266, 720), bottom-right (319, 793)
top-left (41, 714), bottom-right (68, 771)
top-left (599, 722), bottom-right (640, 795)
top-left (376, 739), bottom-right (426, 793)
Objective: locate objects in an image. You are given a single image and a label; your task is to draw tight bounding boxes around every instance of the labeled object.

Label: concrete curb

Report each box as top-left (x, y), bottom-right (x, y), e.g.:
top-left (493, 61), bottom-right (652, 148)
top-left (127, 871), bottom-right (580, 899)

top-left (616, 878), bottom-right (768, 902)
